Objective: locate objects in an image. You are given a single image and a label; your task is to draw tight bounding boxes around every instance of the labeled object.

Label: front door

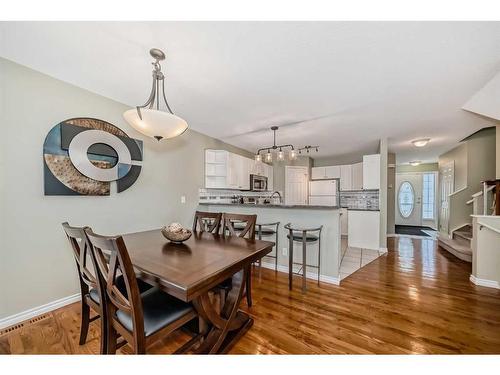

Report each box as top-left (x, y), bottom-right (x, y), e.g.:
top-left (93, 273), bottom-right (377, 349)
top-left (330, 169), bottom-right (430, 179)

top-left (396, 173), bottom-right (422, 226)
top-left (285, 166), bottom-right (309, 205)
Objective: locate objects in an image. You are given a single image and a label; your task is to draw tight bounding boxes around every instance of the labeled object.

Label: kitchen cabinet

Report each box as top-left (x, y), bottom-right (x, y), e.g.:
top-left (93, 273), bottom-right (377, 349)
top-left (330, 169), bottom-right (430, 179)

top-left (363, 154), bottom-right (381, 189)
top-left (205, 149), bottom-right (262, 190)
top-left (348, 210), bottom-right (380, 250)
top-left (311, 166), bottom-right (340, 180)
top-left (339, 164), bottom-right (352, 191)
top-left (351, 162), bottom-right (363, 190)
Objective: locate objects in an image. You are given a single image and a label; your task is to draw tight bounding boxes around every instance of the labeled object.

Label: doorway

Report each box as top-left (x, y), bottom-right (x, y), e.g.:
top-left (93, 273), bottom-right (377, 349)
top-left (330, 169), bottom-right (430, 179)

top-left (285, 166), bottom-right (309, 205)
top-left (395, 171), bottom-right (438, 230)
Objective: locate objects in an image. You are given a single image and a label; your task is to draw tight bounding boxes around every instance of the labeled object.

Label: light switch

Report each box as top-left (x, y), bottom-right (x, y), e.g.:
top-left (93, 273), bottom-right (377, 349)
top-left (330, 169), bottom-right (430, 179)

top-left (181, 196), bottom-right (186, 204)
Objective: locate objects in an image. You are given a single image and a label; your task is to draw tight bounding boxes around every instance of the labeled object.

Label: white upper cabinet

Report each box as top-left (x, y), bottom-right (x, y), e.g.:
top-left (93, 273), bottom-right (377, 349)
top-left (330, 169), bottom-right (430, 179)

top-left (312, 166), bottom-right (340, 179)
top-left (351, 162), bottom-right (363, 190)
top-left (325, 165), bottom-right (341, 179)
top-left (339, 164), bottom-right (352, 191)
top-left (363, 154), bottom-right (381, 189)
top-left (205, 149), bottom-right (256, 190)
top-left (311, 167), bottom-right (325, 180)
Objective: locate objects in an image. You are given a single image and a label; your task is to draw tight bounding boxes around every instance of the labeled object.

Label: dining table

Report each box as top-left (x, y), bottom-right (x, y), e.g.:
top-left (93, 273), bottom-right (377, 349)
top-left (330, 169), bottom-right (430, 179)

top-left (121, 228), bottom-right (274, 354)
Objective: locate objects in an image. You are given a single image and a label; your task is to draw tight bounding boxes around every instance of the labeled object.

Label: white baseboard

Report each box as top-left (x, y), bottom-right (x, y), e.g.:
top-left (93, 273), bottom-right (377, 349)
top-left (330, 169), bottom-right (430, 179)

top-left (470, 275), bottom-right (500, 289)
top-left (0, 293), bottom-right (81, 330)
top-left (260, 261), bottom-right (340, 285)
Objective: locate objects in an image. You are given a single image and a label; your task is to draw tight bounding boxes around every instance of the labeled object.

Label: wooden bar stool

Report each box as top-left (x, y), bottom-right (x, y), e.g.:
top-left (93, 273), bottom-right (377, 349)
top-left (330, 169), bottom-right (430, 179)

top-left (284, 223), bottom-right (323, 292)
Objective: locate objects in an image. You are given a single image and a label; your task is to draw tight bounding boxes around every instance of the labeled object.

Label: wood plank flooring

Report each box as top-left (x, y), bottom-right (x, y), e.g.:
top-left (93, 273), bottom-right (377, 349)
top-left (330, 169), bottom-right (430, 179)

top-left (2, 236), bottom-right (500, 354)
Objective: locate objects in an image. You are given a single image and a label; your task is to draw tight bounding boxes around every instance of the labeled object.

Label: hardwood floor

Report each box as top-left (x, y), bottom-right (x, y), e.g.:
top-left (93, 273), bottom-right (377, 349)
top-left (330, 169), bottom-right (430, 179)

top-left (2, 236), bottom-right (500, 354)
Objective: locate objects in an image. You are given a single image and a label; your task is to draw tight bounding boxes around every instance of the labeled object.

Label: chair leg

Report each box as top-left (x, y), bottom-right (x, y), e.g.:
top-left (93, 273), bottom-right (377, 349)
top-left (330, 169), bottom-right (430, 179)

top-left (79, 301), bottom-right (90, 345)
top-left (246, 266), bottom-right (253, 307)
top-left (99, 306), bottom-right (108, 354)
top-left (302, 237), bottom-right (307, 292)
top-left (106, 322), bottom-right (117, 354)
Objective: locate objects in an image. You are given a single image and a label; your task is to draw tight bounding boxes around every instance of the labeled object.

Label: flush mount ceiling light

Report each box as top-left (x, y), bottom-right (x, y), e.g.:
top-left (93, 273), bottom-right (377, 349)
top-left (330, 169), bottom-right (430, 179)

top-left (412, 138), bottom-right (430, 147)
top-left (123, 48), bottom-right (188, 141)
top-left (409, 161), bottom-right (421, 166)
top-left (255, 126), bottom-right (319, 162)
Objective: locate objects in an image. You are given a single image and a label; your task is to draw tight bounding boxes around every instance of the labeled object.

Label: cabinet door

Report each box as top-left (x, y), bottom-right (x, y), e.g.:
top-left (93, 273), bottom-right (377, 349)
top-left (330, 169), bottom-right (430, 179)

top-left (340, 165), bottom-right (352, 191)
top-left (351, 162), bottom-right (363, 190)
top-left (227, 153), bottom-right (240, 189)
top-left (363, 154), bottom-right (380, 189)
top-left (340, 208), bottom-right (348, 236)
top-left (325, 165), bottom-right (340, 179)
top-left (311, 167), bottom-right (326, 180)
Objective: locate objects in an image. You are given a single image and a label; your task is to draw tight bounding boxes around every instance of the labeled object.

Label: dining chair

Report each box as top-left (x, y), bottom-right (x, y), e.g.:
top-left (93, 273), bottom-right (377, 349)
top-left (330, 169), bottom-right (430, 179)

top-left (62, 222), bottom-right (107, 354)
top-left (85, 228), bottom-right (197, 354)
top-left (222, 213), bottom-right (257, 307)
top-left (192, 211), bottom-right (222, 233)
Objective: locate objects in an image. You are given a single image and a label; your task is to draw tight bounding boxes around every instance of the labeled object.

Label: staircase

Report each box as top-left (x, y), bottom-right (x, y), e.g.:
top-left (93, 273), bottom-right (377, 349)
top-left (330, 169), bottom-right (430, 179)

top-left (438, 224), bottom-right (472, 262)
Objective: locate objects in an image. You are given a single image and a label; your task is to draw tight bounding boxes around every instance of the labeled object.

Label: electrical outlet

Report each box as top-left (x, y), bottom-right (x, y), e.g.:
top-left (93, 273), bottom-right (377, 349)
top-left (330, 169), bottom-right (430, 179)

top-left (181, 196), bottom-right (186, 204)
top-left (282, 247), bottom-right (288, 256)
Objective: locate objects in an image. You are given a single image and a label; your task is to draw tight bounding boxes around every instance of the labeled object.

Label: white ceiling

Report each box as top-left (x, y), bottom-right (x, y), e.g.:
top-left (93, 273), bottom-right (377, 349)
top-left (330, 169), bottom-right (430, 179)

top-left (1, 22), bottom-right (499, 164)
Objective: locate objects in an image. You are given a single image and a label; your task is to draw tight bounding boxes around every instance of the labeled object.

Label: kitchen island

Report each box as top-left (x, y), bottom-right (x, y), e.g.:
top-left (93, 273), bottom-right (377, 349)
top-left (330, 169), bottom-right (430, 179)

top-left (198, 202), bottom-right (342, 285)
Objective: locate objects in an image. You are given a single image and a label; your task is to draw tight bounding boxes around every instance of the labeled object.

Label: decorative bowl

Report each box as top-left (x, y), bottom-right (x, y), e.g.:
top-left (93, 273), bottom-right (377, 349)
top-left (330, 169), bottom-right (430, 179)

top-left (161, 223), bottom-right (192, 243)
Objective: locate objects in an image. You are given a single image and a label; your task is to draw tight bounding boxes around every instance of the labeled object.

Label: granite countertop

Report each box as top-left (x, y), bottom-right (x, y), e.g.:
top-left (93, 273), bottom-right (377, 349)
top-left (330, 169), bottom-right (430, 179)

top-left (198, 202), bottom-right (340, 210)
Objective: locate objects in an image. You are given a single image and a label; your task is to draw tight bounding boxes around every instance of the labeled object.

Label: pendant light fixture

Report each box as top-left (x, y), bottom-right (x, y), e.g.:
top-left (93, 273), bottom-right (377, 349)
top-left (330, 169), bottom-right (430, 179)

top-left (255, 126), bottom-right (319, 162)
top-left (123, 48), bottom-right (188, 141)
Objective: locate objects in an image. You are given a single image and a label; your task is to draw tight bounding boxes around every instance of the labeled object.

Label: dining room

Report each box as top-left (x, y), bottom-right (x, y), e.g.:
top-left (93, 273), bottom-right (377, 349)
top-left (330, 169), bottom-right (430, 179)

top-left (2, 3), bottom-right (500, 375)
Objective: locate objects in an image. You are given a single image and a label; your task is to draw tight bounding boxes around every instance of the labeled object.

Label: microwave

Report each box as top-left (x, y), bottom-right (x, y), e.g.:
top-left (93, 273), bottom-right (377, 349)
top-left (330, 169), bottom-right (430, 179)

top-left (250, 174), bottom-right (268, 191)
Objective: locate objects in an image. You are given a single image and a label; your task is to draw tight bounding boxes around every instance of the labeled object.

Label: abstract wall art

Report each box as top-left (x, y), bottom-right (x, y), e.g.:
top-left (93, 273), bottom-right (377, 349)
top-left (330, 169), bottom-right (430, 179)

top-left (43, 118), bottom-right (143, 196)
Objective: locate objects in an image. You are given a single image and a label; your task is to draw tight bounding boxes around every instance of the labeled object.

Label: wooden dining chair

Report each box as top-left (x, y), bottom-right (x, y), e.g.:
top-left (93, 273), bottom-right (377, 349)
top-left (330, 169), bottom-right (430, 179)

top-left (192, 211), bottom-right (222, 233)
top-left (61, 222), bottom-right (107, 354)
top-left (222, 213), bottom-right (257, 307)
top-left (84, 228), bottom-right (197, 354)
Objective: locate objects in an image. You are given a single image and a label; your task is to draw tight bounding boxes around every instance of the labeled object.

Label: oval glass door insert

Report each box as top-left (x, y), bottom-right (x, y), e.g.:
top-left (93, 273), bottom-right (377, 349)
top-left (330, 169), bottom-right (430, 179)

top-left (398, 181), bottom-right (415, 218)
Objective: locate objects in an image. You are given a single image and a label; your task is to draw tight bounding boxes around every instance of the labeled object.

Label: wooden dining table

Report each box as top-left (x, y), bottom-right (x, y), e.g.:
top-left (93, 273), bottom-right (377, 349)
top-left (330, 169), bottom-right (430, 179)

top-left (121, 229), bottom-right (274, 354)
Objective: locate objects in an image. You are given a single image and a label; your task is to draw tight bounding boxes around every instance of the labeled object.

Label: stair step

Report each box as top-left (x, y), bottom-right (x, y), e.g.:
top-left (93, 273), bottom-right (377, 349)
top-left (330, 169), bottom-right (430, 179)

top-left (453, 230), bottom-right (472, 242)
top-left (438, 235), bottom-right (472, 262)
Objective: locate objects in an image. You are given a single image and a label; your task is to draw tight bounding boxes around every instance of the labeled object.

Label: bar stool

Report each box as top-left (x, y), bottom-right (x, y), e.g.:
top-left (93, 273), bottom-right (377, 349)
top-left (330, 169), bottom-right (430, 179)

top-left (233, 221), bottom-right (280, 274)
top-left (255, 222), bottom-right (280, 275)
top-left (284, 223), bottom-right (323, 292)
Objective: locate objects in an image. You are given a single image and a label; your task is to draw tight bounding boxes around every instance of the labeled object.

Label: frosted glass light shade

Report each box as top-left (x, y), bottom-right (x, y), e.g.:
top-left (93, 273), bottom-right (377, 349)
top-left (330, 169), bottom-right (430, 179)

top-left (123, 108), bottom-right (188, 140)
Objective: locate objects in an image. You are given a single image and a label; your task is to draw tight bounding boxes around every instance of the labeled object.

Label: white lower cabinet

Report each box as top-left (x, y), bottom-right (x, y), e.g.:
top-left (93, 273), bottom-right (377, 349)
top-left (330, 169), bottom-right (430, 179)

top-left (347, 210), bottom-right (380, 250)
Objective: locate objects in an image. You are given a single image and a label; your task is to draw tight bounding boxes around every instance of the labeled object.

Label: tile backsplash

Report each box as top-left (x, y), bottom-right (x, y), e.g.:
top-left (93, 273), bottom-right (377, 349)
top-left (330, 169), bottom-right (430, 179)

top-left (198, 189), bottom-right (283, 204)
top-left (340, 190), bottom-right (379, 210)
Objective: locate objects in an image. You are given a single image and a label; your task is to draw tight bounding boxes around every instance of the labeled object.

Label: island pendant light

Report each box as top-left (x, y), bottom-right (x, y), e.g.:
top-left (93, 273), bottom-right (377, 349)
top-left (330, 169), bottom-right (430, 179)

top-left (255, 126), bottom-right (318, 162)
top-left (123, 48), bottom-right (188, 141)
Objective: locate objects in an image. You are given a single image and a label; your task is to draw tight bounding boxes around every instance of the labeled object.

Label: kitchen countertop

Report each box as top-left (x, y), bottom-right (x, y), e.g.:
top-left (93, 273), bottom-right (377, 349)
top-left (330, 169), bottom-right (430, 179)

top-left (341, 207), bottom-right (380, 212)
top-left (198, 202), bottom-right (340, 210)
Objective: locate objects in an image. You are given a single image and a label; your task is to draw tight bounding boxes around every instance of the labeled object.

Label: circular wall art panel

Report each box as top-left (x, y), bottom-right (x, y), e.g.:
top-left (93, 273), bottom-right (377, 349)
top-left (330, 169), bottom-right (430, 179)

top-left (42, 118), bottom-right (143, 196)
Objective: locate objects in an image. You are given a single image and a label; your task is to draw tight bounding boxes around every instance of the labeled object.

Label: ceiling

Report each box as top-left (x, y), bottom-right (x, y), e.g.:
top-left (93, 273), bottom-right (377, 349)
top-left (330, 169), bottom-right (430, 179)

top-left (1, 22), bottom-right (499, 164)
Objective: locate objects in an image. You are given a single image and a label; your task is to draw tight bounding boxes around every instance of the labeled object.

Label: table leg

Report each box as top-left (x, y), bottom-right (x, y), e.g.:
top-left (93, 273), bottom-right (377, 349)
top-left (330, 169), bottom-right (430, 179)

top-left (191, 267), bottom-right (253, 354)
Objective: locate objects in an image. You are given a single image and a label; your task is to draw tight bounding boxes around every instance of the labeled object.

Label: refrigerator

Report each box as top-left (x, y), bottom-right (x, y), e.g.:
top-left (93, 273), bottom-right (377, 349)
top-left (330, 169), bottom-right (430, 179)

top-left (309, 179), bottom-right (339, 206)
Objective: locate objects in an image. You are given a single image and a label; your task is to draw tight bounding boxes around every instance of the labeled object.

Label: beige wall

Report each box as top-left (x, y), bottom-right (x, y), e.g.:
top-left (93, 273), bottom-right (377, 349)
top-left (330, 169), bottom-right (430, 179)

top-left (0, 58), bottom-right (253, 319)
top-left (438, 127), bottom-right (496, 233)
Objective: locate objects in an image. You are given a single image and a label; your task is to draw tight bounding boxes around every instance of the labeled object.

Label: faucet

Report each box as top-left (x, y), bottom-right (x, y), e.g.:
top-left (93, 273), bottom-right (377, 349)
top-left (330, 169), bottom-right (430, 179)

top-left (269, 191), bottom-right (282, 204)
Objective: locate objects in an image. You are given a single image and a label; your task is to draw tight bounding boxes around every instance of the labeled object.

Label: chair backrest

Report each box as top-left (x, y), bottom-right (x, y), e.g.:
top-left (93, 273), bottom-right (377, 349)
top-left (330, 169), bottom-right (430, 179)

top-left (84, 228), bottom-right (145, 337)
top-left (192, 211), bottom-right (222, 233)
top-left (223, 213), bottom-right (257, 239)
top-left (62, 222), bottom-right (99, 294)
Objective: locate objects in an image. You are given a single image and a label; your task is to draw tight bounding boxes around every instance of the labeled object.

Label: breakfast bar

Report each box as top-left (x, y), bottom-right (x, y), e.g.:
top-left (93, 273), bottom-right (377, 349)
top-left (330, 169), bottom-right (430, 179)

top-left (199, 203), bottom-right (342, 284)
